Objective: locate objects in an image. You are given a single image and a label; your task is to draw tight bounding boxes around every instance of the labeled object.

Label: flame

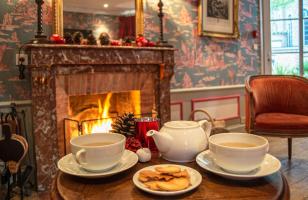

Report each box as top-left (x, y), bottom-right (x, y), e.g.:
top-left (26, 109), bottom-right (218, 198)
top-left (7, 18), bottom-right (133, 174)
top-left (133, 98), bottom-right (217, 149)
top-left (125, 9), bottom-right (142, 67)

top-left (131, 91), bottom-right (141, 115)
top-left (84, 93), bottom-right (113, 134)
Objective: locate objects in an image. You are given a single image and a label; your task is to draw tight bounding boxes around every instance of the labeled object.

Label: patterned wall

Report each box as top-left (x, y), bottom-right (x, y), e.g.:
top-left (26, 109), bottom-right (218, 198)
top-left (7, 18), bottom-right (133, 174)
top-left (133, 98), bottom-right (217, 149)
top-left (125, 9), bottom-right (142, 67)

top-left (144, 0), bottom-right (261, 89)
top-left (0, 0), bottom-right (260, 101)
top-left (0, 0), bottom-right (52, 101)
top-left (63, 11), bottom-right (120, 40)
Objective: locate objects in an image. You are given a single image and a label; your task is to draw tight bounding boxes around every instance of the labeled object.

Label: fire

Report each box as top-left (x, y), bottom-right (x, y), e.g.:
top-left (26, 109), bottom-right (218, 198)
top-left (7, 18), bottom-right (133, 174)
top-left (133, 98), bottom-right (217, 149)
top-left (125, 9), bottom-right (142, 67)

top-left (84, 93), bottom-right (113, 134)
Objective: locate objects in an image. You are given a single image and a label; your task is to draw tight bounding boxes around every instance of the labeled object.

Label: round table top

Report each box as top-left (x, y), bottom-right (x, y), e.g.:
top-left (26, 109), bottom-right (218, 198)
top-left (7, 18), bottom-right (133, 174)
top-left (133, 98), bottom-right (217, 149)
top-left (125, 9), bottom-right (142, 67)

top-left (51, 155), bottom-right (290, 200)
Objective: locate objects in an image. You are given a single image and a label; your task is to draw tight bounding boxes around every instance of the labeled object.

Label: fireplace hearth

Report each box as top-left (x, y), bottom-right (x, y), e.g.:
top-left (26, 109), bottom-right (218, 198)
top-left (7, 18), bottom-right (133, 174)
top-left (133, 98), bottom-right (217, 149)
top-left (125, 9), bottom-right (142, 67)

top-left (25, 44), bottom-right (175, 191)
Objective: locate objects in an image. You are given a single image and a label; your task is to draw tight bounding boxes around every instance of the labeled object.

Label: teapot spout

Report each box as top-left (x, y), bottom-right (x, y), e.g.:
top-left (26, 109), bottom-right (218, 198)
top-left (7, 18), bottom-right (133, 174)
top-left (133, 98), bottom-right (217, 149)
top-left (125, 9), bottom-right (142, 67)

top-left (147, 130), bottom-right (172, 153)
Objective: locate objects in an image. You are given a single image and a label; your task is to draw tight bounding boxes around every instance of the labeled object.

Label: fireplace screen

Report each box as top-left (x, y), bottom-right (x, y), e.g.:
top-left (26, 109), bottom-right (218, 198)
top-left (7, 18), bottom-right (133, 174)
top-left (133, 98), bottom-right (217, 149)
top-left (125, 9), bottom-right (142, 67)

top-left (63, 90), bottom-right (155, 154)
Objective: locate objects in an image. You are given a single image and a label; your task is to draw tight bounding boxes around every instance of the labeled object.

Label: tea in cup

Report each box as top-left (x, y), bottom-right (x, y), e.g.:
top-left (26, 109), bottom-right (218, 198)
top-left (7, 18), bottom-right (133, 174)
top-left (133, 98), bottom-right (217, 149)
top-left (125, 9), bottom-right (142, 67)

top-left (70, 133), bottom-right (126, 172)
top-left (209, 133), bottom-right (269, 174)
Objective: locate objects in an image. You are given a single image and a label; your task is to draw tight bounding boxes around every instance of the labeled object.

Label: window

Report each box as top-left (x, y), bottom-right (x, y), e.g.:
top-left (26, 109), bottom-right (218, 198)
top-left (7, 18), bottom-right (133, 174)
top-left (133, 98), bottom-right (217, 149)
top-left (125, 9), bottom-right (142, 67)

top-left (266, 0), bottom-right (308, 77)
top-left (270, 0), bottom-right (300, 75)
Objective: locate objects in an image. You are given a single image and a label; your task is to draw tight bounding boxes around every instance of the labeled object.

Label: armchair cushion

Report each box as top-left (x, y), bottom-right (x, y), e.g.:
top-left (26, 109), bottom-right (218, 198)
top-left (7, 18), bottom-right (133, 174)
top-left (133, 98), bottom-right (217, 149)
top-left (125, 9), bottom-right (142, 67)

top-left (255, 113), bottom-right (308, 131)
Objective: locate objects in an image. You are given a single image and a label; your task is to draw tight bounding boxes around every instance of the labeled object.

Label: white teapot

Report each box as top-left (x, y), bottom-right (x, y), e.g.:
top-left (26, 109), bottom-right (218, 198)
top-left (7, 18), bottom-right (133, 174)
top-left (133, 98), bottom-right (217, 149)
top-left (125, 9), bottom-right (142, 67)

top-left (147, 120), bottom-right (211, 162)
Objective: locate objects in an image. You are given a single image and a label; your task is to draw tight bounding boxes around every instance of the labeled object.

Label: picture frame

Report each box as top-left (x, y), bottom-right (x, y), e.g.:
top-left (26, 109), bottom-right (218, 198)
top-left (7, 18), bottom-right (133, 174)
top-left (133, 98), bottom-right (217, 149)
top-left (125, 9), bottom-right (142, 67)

top-left (198, 0), bottom-right (239, 38)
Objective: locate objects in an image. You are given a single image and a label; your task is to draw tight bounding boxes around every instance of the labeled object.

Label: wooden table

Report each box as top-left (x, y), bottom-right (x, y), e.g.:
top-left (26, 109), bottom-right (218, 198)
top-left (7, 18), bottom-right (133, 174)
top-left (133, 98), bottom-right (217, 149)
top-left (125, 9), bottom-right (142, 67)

top-left (51, 156), bottom-right (290, 200)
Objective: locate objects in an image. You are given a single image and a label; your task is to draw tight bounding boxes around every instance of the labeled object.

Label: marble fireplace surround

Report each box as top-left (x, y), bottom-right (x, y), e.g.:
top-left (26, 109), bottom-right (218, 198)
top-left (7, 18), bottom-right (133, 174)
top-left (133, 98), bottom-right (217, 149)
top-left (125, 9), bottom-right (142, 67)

top-left (25, 44), bottom-right (175, 191)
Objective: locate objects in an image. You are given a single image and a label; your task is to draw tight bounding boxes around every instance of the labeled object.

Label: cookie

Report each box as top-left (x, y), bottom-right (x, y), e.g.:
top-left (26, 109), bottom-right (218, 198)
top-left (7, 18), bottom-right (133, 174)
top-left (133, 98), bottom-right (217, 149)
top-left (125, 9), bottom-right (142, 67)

top-left (172, 169), bottom-right (189, 178)
top-left (138, 166), bottom-right (191, 192)
top-left (155, 166), bottom-right (181, 174)
top-left (139, 170), bottom-right (159, 177)
top-left (156, 178), bottom-right (190, 191)
top-left (144, 181), bottom-right (160, 191)
top-left (138, 170), bottom-right (160, 182)
top-left (138, 175), bottom-right (150, 182)
top-left (157, 174), bottom-right (174, 181)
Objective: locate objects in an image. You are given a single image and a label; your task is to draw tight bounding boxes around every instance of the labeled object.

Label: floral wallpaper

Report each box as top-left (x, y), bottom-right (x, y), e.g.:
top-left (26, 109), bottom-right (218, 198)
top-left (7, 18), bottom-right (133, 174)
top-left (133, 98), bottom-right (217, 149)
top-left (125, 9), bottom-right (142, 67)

top-left (63, 11), bottom-right (120, 40)
top-left (0, 0), bottom-right (260, 101)
top-left (0, 0), bottom-right (52, 101)
top-left (144, 0), bottom-right (261, 89)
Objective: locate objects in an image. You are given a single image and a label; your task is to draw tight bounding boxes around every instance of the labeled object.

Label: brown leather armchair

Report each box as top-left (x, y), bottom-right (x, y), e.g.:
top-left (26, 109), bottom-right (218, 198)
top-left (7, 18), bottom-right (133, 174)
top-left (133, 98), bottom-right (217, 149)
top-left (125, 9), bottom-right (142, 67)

top-left (245, 75), bottom-right (308, 159)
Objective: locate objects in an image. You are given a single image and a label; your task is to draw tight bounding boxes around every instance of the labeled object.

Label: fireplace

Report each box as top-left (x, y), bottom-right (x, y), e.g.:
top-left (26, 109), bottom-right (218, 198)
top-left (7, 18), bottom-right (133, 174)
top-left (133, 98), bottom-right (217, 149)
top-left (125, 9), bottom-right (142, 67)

top-left (25, 44), bottom-right (175, 191)
top-left (59, 72), bottom-right (157, 155)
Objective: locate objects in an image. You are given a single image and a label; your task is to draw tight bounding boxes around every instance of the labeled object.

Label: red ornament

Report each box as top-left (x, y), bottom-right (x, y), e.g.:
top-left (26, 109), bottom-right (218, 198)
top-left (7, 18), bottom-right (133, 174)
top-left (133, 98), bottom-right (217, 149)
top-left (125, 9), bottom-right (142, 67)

top-left (50, 34), bottom-right (65, 44)
top-left (125, 137), bottom-right (142, 152)
top-left (110, 40), bottom-right (121, 46)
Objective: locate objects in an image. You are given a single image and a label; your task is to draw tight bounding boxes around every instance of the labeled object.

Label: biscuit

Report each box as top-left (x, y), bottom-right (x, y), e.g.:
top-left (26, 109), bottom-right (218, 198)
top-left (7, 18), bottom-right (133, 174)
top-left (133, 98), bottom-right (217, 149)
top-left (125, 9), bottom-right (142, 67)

top-left (156, 178), bottom-right (190, 191)
top-left (144, 181), bottom-right (160, 191)
top-left (138, 170), bottom-right (160, 182)
top-left (157, 174), bottom-right (174, 181)
top-left (139, 170), bottom-right (159, 177)
top-left (139, 172), bottom-right (173, 182)
top-left (172, 169), bottom-right (189, 178)
top-left (155, 166), bottom-right (181, 174)
top-left (138, 175), bottom-right (150, 182)
top-left (138, 166), bottom-right (191, 192)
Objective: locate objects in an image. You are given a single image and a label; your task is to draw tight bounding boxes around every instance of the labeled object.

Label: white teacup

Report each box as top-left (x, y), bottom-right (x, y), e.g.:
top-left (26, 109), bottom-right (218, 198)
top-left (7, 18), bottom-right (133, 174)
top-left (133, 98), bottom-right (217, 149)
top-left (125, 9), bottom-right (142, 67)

top-left (209, 133), bottom-right (269, 174)
top-left (70, 133), bottom-right (126, 172)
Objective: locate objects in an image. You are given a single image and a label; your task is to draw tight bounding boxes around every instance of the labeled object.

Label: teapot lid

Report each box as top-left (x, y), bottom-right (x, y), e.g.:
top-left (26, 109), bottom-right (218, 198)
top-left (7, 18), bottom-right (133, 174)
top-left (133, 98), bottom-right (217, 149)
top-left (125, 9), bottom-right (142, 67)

top-left (164, 121), bottom-right (199, 129)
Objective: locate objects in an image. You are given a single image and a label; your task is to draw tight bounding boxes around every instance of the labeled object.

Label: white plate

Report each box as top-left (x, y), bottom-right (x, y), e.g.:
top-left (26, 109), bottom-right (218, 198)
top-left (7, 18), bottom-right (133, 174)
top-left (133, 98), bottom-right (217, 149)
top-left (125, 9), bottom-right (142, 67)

top-left (133, 164), bottom-right (202, 196)
top-left (57, 150), bottom-right (138, 178)
top-left (196, 150), bottom-right (281, 180)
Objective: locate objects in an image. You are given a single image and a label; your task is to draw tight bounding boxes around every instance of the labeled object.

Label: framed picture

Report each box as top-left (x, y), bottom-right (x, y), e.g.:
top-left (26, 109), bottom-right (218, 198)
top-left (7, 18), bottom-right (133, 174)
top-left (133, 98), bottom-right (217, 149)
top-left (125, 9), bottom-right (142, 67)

top-left (198, 0), bottom-right (239, 38)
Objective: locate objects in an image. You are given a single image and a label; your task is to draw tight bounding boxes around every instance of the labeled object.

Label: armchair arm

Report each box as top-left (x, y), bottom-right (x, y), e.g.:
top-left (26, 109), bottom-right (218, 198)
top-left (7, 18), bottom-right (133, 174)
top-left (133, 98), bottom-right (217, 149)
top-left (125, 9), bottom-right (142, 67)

top-left (245, 78), bottom-right (256, 133)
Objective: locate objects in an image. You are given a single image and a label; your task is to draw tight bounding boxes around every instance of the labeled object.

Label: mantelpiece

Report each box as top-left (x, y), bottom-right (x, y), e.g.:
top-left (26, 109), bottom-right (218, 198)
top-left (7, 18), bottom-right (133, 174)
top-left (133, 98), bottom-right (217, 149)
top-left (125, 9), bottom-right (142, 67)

top-left (25, 44), bottom-right (175, 191)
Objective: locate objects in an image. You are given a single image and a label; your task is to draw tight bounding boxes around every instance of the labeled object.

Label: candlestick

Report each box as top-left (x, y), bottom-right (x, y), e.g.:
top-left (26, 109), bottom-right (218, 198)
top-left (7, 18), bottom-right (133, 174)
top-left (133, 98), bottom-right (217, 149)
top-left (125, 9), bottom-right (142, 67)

top-left (157, 0), bottom-right (172, 47)
top-left (30, 0), bottom-right (49, 44)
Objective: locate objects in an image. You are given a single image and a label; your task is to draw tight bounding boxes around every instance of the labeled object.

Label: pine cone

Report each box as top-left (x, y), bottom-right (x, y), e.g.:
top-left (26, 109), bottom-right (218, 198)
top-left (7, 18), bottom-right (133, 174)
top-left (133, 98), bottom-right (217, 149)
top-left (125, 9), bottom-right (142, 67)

top-left (99, 32), bottom-right (110, 45)
top-left (111, 113), bottom-right (136, 136)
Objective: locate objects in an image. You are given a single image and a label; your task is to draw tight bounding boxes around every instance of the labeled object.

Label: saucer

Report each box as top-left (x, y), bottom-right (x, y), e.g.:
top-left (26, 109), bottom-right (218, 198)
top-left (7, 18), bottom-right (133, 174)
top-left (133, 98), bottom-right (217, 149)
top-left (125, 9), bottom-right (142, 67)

top-left (196, 150), bottom-right (281, 180)
top-left (57, 150), bottom-right (138, 178)
top-left (133, 164), bottom-right (202, 196)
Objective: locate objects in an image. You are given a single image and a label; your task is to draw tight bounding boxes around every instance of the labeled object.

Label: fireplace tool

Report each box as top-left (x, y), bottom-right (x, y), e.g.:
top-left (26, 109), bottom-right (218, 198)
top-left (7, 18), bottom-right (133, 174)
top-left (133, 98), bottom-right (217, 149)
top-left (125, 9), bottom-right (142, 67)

top-left (0, 104), bottom-right (33, 200)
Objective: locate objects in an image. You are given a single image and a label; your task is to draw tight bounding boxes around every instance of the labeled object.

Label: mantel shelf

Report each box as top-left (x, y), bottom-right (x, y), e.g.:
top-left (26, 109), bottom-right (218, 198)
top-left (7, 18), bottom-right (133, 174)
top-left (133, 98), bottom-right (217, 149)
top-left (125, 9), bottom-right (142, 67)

top-left (25, 44), bottom-right (176, 51)
top-left (25, 44), bottom-right (175, 67)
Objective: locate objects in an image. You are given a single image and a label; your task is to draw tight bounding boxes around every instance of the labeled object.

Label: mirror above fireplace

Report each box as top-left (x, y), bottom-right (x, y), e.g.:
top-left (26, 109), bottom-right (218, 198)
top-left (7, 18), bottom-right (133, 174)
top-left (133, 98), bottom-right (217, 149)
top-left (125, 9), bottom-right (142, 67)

top-left (52, 0), bottom-right (144, 38)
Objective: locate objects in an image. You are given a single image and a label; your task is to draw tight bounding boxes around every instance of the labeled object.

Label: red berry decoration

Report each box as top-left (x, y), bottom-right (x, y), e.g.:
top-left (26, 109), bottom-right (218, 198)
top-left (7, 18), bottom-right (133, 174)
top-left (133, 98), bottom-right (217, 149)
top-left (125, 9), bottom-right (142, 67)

top-left (110, 40), bottom-right (120, 46)
top-left (136, 34), bottom-right (153, 47)
top-left (147, 41), bottom-right (155, 47)
top-left (125, 137), bottom-right (142, 152)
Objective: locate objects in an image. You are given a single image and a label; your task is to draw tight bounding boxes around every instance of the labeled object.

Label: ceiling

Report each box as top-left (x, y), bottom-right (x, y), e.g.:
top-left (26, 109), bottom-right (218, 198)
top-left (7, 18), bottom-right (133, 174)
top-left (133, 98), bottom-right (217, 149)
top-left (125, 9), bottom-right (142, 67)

top-left (63, 0), bottom-right (135, 16)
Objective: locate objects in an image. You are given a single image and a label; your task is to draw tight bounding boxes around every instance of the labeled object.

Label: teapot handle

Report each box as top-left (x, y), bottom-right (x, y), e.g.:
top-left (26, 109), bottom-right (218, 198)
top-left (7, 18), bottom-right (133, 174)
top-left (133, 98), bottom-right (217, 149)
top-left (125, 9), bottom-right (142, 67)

top-left (198, 120), bottom-right (212, 138)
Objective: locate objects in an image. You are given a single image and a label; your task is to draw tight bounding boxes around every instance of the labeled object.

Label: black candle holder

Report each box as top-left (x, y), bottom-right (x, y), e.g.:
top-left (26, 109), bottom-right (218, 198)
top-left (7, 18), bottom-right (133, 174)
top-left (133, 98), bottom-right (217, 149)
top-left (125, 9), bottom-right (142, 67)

top-left (30, 0), bottom-right (49, 44)
top-left (157, 0), bottom-right (172, 47)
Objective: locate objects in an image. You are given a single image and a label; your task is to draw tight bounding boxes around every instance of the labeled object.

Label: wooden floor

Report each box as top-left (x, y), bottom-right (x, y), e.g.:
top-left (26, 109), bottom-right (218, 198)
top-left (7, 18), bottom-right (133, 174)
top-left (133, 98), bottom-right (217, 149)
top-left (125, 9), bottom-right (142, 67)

top-left (1, 136), bottom-right (308, 200)
top-left (267, 136), bottom-right (308, 200)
